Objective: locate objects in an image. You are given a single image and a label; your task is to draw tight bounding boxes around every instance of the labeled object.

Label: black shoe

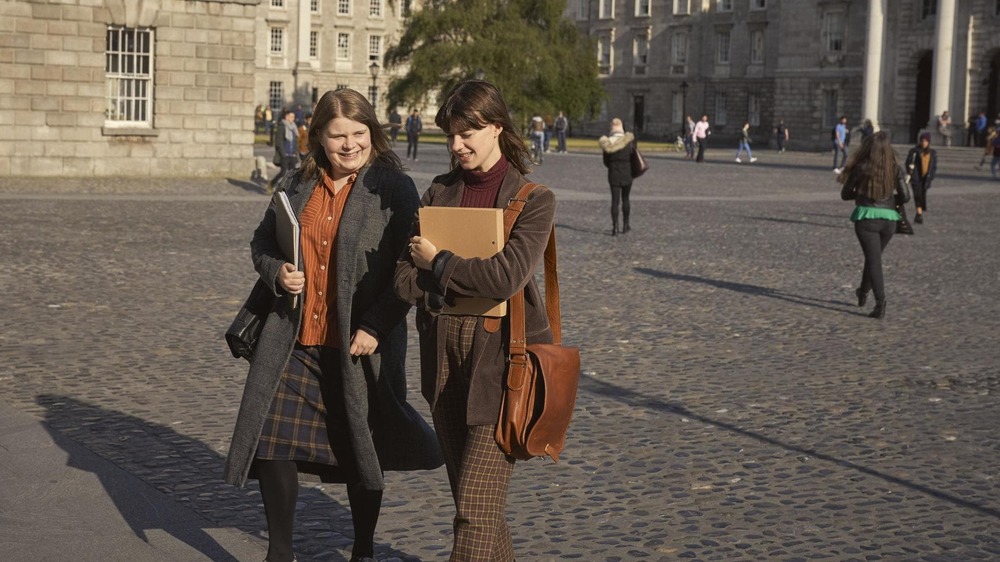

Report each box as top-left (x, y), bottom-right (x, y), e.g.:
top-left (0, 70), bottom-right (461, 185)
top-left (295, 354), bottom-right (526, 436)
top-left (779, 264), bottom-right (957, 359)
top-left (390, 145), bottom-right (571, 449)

top-left (869, 300), bottom-right (886, 319)
top-left (855, 288), bottom-right (868, 307)
top-left (611, 221), bottom-right (618, 236)
top-left (623, 220), bottom-right (631, 233)
top-left (914, 213), bottom-right (923, 224)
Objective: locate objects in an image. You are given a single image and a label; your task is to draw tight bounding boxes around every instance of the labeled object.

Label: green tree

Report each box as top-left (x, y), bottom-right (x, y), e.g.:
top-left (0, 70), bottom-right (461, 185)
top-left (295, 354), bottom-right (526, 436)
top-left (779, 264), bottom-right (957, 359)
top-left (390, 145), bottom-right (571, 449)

top-left (384, 0), bottom-right (604, 126)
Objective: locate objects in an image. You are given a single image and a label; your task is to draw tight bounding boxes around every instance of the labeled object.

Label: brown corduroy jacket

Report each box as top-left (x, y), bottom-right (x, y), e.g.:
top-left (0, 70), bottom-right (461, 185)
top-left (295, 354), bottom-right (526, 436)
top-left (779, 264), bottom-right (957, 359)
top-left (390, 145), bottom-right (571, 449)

top-left (394, 163), bottom-right (555, 425)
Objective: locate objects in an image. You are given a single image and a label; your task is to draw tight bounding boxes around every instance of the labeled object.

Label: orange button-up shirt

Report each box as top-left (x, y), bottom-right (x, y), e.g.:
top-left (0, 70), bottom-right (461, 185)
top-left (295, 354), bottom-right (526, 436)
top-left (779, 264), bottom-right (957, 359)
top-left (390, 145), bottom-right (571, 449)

top-left (297, 171), bottom-right (356, 348)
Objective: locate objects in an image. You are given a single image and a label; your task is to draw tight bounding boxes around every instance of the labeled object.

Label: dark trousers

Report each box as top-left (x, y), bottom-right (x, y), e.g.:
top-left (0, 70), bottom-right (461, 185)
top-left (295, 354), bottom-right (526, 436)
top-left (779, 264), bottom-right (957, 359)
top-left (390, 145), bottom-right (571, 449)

top-left (272, 155), bottom-right (298, 189)
top-left (833, 142), bottom-right (848, 169)
top-left (407, 133), bottom-right (419, 159)
top-left (695, 138), bottom-right (706, 162)
top-left (776, 135), bottom-right (785, 152)
top-left (854, 219), bottom-right (895, 302)
top-left (911, 176), bottom-right (932, 211)
top-left (610, 183), bottom-right (632, 225)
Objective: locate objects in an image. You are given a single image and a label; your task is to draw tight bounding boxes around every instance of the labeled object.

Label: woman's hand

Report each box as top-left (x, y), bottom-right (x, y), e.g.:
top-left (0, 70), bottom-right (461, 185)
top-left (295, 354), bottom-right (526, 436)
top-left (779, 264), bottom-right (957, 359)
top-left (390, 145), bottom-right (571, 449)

top-left (409, 235), bottom-right (438, 270)
top-left (277, 262), bottom-right (305, 294)
top-left (349, 330), bottom-right (379, 356)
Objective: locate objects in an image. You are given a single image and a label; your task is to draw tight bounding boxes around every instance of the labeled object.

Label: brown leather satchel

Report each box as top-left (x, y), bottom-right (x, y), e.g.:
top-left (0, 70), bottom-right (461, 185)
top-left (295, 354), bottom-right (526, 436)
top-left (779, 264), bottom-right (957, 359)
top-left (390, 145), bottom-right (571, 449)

top-left (494, 183), bottom-right (581, 462)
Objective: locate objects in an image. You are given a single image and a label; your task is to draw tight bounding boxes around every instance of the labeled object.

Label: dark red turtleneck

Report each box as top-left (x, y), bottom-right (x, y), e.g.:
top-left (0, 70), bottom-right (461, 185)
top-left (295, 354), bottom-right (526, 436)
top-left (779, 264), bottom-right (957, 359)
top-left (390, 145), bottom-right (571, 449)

top-left (459, 157), bottom-right (509, 208)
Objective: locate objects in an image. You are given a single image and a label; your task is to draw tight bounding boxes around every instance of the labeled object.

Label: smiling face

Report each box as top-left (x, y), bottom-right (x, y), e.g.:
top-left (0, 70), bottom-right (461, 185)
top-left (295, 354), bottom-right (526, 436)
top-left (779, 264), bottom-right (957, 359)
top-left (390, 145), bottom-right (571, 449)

top-left (320, 116), bottom-right (372, 177)
top-left (447, 123), bottom-right (502, 172)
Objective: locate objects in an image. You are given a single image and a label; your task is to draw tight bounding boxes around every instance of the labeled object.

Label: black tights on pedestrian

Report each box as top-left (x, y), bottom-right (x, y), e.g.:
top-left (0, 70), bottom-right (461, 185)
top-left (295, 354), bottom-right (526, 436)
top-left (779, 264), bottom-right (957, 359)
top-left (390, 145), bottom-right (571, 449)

top-left (257, 459), bottom-right (383, 562)
top-left (854, 219), bottom-right (895, 302)
top-left (911, 178), bottom-right (931, 212)
top-left (610, 184), bottom-right (632, 226)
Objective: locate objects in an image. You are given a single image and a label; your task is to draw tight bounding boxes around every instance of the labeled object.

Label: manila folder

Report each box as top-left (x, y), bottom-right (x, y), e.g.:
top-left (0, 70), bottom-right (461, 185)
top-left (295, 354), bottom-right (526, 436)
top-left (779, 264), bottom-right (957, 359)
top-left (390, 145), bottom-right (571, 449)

top-left (419, 206), bottom-right (506, 317)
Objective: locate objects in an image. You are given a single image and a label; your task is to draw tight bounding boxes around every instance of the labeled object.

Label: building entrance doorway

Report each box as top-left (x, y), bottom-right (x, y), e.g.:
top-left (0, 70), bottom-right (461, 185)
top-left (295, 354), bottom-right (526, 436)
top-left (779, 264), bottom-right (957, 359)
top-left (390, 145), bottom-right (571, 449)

top-left (987, 51), bottom-right (1000, 126)
top-left (911, 52), bottom-right (933, 143)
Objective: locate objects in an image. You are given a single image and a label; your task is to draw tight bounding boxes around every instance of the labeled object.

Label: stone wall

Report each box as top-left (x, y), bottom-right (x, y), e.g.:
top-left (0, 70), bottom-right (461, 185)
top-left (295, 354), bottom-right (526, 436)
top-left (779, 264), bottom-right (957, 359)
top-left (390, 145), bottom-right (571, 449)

top-left (0, 0), bottom-right (259, 177)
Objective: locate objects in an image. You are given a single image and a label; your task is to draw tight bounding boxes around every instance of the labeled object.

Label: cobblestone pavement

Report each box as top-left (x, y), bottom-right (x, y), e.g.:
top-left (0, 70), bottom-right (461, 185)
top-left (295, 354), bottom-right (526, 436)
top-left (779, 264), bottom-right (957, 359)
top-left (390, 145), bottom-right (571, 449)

top-left (1, 145), bottom-right (998, 561)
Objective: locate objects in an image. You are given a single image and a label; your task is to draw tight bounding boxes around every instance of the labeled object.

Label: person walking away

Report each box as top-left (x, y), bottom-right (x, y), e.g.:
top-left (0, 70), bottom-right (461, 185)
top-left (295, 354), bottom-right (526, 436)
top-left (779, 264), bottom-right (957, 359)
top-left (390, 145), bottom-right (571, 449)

top-left (529, 115), bottom-right (545, 163)
top-left (937, 111), bottom-right (952, 147)
top-left (838, 131), bottom-right (910, 319)
top-left (693, 114), bottom-right (710, 163)
top-left (394, 79), bottom-right (556, 562)
top-left (832, 115), bottom-right (849, 173)
top-left (388, 108), bottom-right (402, 146)
top-left (554, 111), bottom-right (568, 153)
top-left (270, 109), bottom-right (299, 193)
top-left (735, 122), bottom-right (757, 163)
top-left (991, 129), bottom-right (1000, 181)
top-left (224, 88), bottom-right (443, 562)
top-left (684, 115), bottom-right (696, 159)
top-left (598, 118), bottom-right (635, 235)
top-left (977, 126), bottom-right (997, 170)
top-left (405, 109), bottom-right (422, 160)
top-left (775, 119), bottom-right (788, 153)
top-left (975, 111), bottom-right (988, 147)
top-left (905, 132), bottom-right (937, 224)
top-left (297, 113), bottom-right (312, 161)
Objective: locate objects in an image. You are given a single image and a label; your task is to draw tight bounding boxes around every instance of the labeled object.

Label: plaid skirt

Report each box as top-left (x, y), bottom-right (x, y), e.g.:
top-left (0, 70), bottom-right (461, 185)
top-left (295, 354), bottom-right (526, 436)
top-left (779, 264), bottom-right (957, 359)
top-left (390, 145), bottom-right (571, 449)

top-left (254, 344), bottom-right (358, 481)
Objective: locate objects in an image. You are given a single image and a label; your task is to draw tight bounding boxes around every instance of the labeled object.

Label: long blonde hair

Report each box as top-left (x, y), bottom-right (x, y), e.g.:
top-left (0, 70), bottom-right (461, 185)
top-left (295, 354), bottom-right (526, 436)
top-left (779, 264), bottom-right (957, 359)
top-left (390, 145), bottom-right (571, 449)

top-left (837, 131), bottom-right (897, 201)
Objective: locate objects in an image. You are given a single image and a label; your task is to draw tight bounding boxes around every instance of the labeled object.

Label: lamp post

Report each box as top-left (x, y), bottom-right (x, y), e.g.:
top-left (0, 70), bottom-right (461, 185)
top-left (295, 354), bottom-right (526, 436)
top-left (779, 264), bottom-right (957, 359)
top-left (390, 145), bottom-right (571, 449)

top-left (368, 61), bottom-right (380, 112)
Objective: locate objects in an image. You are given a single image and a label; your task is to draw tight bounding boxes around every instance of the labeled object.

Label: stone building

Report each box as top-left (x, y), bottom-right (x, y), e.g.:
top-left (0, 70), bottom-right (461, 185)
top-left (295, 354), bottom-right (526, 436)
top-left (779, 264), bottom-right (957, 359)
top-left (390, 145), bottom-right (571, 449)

top-left (1, 0), bottom-right (260, 177)
top-left (568, 0), bottom-right (1000, 150)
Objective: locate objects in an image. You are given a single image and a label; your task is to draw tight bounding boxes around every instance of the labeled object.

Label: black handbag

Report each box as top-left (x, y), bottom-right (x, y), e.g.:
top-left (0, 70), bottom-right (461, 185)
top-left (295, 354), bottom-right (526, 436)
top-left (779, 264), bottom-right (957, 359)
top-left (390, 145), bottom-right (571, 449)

top-left (630, 143), bottom-right (648, 178)
top-left (225, 279), bottom-right (273, 361)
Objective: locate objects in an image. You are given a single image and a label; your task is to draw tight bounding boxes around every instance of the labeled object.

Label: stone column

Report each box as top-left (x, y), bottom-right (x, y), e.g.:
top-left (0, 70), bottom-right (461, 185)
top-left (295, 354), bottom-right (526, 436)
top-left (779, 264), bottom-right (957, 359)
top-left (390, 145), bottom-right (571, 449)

top-left (929, 0), bottom-right (957, 127)
top-left (862, 0), bottom-right (886, 130)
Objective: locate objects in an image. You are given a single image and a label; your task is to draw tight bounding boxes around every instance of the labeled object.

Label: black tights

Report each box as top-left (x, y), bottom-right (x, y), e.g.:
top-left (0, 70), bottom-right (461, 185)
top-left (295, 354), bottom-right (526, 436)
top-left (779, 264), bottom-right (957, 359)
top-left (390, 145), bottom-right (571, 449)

top-left (610, 184), bottom-right (632, 226)
top-left (854, 219), bottom-right (895, 302)
top-left (257, 459), bottom-right (383, 562)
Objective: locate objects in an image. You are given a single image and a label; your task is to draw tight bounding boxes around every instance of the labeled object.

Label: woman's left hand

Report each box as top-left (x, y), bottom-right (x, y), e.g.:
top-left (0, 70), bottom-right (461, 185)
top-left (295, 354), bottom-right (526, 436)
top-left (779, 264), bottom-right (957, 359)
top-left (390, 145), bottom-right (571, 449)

top-left (349, 330), bottom-right (379, 356)
top-left (409, 235), bottom-right (438, 270)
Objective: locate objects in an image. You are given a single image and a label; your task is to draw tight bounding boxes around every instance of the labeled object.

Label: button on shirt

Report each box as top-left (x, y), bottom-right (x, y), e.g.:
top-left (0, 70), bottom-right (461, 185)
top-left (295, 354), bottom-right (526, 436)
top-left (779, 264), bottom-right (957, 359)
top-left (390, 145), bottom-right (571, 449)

top-left (297, 171), bottom-right (357, 348)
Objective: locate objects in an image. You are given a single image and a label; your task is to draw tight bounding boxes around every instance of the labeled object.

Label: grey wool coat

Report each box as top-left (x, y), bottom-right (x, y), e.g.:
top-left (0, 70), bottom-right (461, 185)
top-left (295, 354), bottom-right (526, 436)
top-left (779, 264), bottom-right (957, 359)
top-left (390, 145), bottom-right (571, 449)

top-left (393, 163), bottom-right (556, 425)
top-left (224, 163), bottom-right (444, 490)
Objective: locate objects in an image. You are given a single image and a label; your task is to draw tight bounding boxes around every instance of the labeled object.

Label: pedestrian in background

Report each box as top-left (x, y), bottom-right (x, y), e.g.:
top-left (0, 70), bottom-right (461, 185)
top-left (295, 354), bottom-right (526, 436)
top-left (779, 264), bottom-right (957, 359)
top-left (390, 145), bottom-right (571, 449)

top-left (735, 122), bottom-right (757, 163)
top-left (264, 105), bottom-right (274, 137)
top-left (975, 111), bottom-right (988, 147)
top-left (685, 115), bottom-right (696, 159)
top-left (554, 111), bottom-right (568, 153)
top-left (255, 104), bottom-right (265, 134)
top-left (405, 109), bottom-right (423, 161)
top-left (388, 108), bottom-right (402, 146)
top-left (832, 115), bottom-right (849, 173)
top-left (859, 119), bottom-right (875, 143)
top-left (297, 113), bottom-right (311, 161)
top-left (693, 114), bottom-right (710, 163)
top-left (599, 117), bottom-right (635, 235)
top-left (905, 132), bottom-right (937, 225)
top-left (838, 131), bottom-right (910, 319)
top-left (394, 79), bottom-right (554, 562)
top-left (937, 111), bottom-right (953, 147)
top-left (990, 128), bottom-right (1000, 181)
top-left (270, 109), bottom-right (299, 193)
top-left (775, 119), bottom-right (788, 153)
top-left (224, 88), bottom-right (442, 562)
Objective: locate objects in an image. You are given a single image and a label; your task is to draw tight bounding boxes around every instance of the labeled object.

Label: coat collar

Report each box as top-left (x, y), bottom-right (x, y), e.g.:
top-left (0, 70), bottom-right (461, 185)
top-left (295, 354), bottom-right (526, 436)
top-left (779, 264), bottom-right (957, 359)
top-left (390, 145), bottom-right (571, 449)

top-left (433, 160), bottom-right (527, 209)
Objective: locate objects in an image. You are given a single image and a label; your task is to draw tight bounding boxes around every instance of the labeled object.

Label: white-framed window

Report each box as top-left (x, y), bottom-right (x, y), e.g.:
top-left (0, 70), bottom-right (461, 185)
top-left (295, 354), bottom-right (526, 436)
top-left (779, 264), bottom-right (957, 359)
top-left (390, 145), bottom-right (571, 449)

top-left (671, 31), bottom-right (687, 74)
top-left (310, 0), bottom-right (319, 12)
top-left (271, 0), bottom-right (284, 7)
top-left (105, 25), bottom-right (153, 127)
top-left (673, 0), bottom-right (689, 14)
top-left (633, 34), bottom-right (648, 75)
top-left (751, 0), bottom-right (767, 9)
top-left (270, 27), bottom-right (284, 55)
top-left (824, 11), bottom-right (845, 53)
top-left (715, 92), bottom-right (727, 126)
top-left (368, 34), bottom-right (381, 61)
top-left (747, 93), bottom-right (760, 126)
top-left (338, 0), bottom-right (350, 15)
top-left (672, 91), bottom-right (684, 124)
top-left (370, 0), bottom-right (382, 17)
top-left (717, 0), bottom-right (733, 12)
top-left (309, 31), bottom-right (318, 58)
top-left (750, 29), bottom-right (765, 64)
top-left (269, 81), bottom-right (284, 111)
top-left (921, 0), bottom-right (936, 19)
top-left (823, 90), bottom-right (838, 127)
top-left (577, 0), bottom-right (590, 20)
top-left (598, 35), bottom-right (612, 75)
top-left (337, 33), bottom-right (350, 60)
top-left (636, 0), bottom-right (650, 17)
top-left (599, 0), bottom-right (614, 19)
top-left (716, 31), bottom-right (731, 64)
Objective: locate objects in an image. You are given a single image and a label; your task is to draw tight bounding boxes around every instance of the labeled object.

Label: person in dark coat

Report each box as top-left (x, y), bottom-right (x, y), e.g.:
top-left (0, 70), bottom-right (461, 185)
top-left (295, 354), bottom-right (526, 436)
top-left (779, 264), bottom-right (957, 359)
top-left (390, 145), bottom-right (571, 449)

top-left (904, 132), bottom-right (937, 225)
top-left (394, 79), bottom-right (555, 562)
top-left (224, 88), bottom-right (443, 562)
top-left (598, 118), bottom-right (635, 236)
top-left (838, 131), bottom-right (910, 319)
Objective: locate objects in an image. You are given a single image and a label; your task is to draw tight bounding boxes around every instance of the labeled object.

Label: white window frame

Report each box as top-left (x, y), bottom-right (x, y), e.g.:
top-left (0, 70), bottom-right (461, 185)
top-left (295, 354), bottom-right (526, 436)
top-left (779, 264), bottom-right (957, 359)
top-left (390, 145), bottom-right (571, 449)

top-left (338, 0), bottom-right (350, 16)
top-left (270, 27), bottom-right (284, 55)
top-left (717, 0), bottom-right (733, 12)
top-left (309, 31), bottom-right (319, 59)
top-left (747, 93), bottom-right (760, 126)
top-left (633, 34), bottom-right (648, 75)
top-left (716, 31), bottom-right (731, 65)
top-left (599, 0), bottom-right (614, 19)
top-left (635, 0), bottom-right (650, 17)
top-left (824, 11), bottom-right (845, 53)
top-left (369, 0), bottom-right (382, 17)
top-left (673, 0), bottom-right (689, 14)
top-left (269, 81), bottom-right (284, 111)
top-left (715, 92), bottom-right (727, 126)
top-left (368, 34), bottom-right (382, 62)
top-left (750, 29), bottom-right (765, 64)
top-left (337, 32), bottom-right (350, 60)
top-left (310, 0), bottom-right (319, 12)
top-left (598, 35), bottom-right (612, 75)
top-left (671, 31), bottom-right (688, 75)
top-left (105, 25), bottom-right (154, 128)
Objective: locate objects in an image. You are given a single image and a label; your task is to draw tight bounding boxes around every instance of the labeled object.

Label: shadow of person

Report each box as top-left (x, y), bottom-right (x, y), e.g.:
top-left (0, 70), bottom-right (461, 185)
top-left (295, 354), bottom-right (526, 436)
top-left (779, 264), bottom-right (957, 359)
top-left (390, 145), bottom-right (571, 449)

top-left (34, 394), bottom-right (419, 561)
top-left (227, 177), bottom-right (269, 194)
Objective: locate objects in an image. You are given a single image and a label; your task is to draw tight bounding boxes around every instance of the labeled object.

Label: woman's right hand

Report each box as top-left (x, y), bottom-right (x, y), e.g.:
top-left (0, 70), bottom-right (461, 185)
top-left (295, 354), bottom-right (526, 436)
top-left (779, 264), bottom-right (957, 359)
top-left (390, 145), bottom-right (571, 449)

top-left (277, 262), bottom-right (305, 294)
